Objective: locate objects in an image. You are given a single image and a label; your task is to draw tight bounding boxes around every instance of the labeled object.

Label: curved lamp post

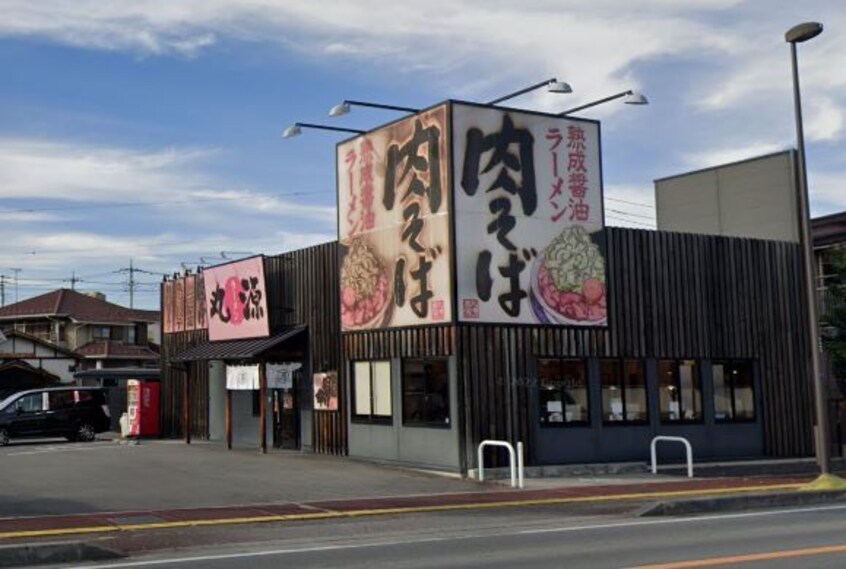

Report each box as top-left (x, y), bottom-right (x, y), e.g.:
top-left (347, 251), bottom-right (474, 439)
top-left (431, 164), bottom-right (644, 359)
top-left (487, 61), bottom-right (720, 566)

top-left (486, 77), bottom-right (573, 105)
top-left (558, 90), bottom-right (648, 116)
top-left (282, 122), bottom-right (365, 139)
top-left (785, 22), bottom-right (839, 484)
top-left (328, 100), bottom-right (419, 118)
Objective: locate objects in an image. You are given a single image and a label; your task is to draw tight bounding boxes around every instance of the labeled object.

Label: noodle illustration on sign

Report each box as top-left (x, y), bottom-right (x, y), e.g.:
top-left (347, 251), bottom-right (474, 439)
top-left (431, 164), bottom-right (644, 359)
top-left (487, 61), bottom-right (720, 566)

top-left (341, 238), bottom-right (392, 330)
top-left (533, 226), bottom-right (606, 324)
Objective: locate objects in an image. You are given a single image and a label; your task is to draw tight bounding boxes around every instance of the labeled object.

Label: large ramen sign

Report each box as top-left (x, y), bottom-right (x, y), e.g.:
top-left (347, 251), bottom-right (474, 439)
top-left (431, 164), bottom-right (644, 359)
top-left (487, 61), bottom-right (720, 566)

top-left (337, 102), bottom-right (605, 330)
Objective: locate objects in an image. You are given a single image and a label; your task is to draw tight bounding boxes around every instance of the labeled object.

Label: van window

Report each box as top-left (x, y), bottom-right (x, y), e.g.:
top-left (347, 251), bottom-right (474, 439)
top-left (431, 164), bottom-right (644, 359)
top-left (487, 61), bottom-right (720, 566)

top-left (75, 390), bottom-right (94, 404)
top-left (49, 391), bottom-right (75, 410)
top-left (16, 393), bottom-right (45, 413)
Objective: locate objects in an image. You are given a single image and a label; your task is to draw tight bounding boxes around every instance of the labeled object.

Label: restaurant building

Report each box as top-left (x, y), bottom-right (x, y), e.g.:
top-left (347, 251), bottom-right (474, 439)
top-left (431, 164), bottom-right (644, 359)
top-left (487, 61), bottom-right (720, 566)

top-left (161, 101), bottom-right (816, 473)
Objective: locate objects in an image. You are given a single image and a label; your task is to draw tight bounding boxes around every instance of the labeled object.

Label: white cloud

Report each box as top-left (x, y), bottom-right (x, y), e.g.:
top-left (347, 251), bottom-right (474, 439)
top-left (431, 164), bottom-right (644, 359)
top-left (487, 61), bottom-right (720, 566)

top-left (0, 138), bottom-right (334, 222)
top-left (806, 97), bottom-right (845, 142)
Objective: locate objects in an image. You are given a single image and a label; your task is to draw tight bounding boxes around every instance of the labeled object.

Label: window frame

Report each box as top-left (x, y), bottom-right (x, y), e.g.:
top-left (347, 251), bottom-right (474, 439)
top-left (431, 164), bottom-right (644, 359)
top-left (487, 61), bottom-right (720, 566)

top-left (537, 358), bottom-right (590, 428)
top-left (401, 357), bottom-right (451, 429)
top-left (712, 360), bottom-right (756, 423)
top-left (599, 359), bottom-right (649, 426)
top-left (658, 359), bottom-right (703, 424)
top-left (351, 359), bottom-right (393, 425)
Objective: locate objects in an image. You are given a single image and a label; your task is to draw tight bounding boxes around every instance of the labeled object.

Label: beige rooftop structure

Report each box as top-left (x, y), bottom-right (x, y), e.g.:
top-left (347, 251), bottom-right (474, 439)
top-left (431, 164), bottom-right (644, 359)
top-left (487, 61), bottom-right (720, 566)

top-left (655, 150), bottom-right (799, 243)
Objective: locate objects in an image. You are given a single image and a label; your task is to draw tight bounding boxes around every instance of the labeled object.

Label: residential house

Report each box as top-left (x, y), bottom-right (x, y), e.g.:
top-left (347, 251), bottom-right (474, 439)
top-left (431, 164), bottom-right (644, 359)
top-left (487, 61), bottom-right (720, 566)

top-left (0, 289), bottom-right (160, 371)
top-left (0, 329), bottom-right (82, 398)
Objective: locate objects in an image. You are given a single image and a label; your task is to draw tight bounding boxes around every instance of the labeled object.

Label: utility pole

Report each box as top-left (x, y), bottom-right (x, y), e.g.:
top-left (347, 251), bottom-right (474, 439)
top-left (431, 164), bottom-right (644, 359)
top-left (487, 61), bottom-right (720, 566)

top-left (129, 258), bottom-right (136, 309)
top-left (9, 268), bottom-right (20, 303)
top-left (0, 275), bottom-right (6, 306)
top-left (68, 271), bottom-right (80, 290)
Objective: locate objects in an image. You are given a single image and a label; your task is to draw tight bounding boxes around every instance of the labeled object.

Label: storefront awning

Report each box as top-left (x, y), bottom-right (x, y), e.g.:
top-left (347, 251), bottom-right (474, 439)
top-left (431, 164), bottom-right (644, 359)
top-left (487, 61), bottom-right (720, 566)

top-left (170, 325), bottom-right (307, 363)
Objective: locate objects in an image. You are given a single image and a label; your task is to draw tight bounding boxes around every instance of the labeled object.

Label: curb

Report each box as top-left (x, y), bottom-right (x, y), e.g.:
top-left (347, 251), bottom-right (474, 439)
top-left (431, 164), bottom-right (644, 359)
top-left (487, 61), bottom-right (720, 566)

top-left (0, 541), bottom-right (125, 568)
top-left (639, 489), bottom-right (846, 516)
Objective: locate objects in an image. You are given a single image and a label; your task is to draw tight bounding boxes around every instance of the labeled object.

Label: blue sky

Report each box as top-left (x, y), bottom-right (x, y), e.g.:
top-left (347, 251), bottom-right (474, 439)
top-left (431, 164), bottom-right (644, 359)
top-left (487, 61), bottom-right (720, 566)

top-left (0, 0), bottom-right (843, 309)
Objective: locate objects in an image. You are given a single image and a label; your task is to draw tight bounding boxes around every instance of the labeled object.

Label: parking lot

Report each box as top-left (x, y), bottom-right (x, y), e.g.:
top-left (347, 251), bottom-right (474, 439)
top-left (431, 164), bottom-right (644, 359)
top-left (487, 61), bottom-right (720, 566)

top-left (0, 437), bottom-right (481, 518)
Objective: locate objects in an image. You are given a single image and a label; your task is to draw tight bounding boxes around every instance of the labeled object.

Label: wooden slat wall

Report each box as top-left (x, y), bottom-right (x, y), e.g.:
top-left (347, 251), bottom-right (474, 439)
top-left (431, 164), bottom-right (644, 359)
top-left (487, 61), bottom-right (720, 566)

top-left (608, 228), bottom-right (812, 457)
top-left (162, 229), bottom-right (813, 463)
top-left (160, 327), bottom-right (209, 439)
top-left (267, 242), bottom-right (344, 455)
top-left (161, 242), bottom-right (343, 453)
top-left (454, 228), bottom-right (812, 468)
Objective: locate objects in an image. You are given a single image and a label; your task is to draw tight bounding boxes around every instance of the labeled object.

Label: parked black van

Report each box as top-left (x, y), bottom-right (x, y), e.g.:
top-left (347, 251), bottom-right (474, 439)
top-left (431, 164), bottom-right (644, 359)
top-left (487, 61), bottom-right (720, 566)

top-left (0, 387), bottom-right (111, 446)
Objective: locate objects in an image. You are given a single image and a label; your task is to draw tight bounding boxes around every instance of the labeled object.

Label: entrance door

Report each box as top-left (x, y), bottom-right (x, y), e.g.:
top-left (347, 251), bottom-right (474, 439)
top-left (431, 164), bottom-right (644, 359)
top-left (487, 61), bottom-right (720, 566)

top-left (273, 372), bottom-right (299, 449)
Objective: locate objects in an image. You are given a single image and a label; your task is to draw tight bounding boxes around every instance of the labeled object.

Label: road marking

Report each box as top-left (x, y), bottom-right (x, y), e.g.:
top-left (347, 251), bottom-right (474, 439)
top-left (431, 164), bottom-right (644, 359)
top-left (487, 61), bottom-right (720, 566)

top-left (0, 482), bottom-right (807, 540)
top-left (518, 503), bottom-right (846, 535)
top-left (70, 504), bottom-right (846, 568)
top-left (630, 544), bottom-right (846, 568)
top-left (6, 443), bottom-right (119, 456)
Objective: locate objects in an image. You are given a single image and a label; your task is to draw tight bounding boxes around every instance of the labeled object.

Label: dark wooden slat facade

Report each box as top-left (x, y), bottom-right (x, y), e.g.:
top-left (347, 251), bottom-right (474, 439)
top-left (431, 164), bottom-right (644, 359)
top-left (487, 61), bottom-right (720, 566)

top-left (343, 227), bottom-right (814, 470)
top-left (161, 242), bottom-right (344, 454)
top-left (162, 228), bottom-right (814, 467)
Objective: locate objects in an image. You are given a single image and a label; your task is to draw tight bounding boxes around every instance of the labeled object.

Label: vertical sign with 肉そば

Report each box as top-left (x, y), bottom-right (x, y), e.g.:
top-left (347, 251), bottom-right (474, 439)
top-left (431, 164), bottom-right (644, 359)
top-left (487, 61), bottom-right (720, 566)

top-left (452, 103), bottom-right (606, 325)
top-left (337, 105), bottom-right (452, 331)
top-left (203, 256), bottom-right (269, 341)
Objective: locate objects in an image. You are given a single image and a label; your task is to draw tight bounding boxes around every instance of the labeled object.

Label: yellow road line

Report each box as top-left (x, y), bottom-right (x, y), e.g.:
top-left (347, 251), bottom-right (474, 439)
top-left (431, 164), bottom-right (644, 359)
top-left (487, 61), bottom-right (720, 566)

top-left (0, 483), bottom-right (805, 541)
top-left (631, 543), bottom-right (846, 568)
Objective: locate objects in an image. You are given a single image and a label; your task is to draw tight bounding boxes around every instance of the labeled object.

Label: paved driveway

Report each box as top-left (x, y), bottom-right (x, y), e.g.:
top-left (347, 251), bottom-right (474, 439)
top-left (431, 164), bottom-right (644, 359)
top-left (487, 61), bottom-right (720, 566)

top-left (0, 438), bottom-right (481, 518)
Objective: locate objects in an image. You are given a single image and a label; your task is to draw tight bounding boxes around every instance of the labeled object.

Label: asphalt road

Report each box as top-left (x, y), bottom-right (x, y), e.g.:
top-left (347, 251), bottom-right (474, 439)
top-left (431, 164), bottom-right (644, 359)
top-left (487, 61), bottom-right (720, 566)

top-left (64, 503), bottom-right (846, 568)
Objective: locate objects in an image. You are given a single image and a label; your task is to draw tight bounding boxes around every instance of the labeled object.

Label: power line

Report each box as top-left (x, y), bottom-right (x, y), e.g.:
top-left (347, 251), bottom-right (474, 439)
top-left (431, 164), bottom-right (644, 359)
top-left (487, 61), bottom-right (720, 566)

top-left (606, 197), bottom-right (655, 209)
top-left (606, 208), bottom-right (655, 221)
top-left (606, 215), bottom-right (655, 228)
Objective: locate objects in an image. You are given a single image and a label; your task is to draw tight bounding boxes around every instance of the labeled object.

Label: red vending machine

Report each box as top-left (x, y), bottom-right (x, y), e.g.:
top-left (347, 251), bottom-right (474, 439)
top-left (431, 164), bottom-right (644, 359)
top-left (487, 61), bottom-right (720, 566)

top-left (127, 380), bottom-right (161, 437)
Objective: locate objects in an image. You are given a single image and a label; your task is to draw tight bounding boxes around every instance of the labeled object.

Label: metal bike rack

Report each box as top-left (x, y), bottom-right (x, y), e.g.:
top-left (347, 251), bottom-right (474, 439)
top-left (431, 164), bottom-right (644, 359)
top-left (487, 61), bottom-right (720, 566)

top-left (478, 440), bottom-right (524, 489)
top-left (650, 435), bottom-right (693, 478)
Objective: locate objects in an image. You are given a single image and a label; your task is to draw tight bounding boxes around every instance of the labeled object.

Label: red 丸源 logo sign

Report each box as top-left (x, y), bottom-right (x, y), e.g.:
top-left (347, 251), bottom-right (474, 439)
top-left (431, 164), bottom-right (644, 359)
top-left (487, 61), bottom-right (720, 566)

top-left (203, 256), bottom-right (269, 341)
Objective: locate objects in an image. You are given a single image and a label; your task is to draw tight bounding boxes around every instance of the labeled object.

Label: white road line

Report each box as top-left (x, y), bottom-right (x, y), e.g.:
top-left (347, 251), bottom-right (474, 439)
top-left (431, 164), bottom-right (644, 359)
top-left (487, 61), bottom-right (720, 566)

top-left (6, 443), bottom-right (119, 456)
top-left (518, 503), bottom-right (846, 535)
top-left (73, 503), bottom-right (846, 568)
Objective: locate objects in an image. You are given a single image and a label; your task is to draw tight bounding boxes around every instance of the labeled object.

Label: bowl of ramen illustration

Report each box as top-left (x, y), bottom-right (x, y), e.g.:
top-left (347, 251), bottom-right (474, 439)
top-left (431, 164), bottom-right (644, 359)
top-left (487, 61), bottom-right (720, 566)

top-left (532, 226), bottom-right (607, 325)
top-left (340, 238), bottom-right (393, 330)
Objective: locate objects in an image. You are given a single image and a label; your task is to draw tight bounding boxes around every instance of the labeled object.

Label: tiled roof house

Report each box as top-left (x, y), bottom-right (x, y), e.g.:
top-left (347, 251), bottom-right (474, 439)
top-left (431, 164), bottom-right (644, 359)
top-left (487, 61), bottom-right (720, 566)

top-left (0, 289), bottom-right (160, 370)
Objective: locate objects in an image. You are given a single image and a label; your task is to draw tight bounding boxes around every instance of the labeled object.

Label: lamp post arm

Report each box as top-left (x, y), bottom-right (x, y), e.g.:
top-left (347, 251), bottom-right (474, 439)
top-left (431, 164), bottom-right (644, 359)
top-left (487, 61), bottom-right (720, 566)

top-left (296, 123), bottom-right (365, 135)
top-left (344, 100), bottom-right (419, 114)
top-left (790, 40), bottom-right (830, 474)
top-left (558, 90), bottom-right (633, 116)
top-left (487, 78), bottom-right (557, 105)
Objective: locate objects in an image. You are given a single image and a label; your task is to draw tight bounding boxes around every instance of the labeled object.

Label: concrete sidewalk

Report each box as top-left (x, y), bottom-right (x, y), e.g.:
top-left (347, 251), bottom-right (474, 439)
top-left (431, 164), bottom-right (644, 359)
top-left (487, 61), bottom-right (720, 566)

top-left (0, 474), bottom-right (815, 541)
top-left (1, 438), bottom-right (842, 544)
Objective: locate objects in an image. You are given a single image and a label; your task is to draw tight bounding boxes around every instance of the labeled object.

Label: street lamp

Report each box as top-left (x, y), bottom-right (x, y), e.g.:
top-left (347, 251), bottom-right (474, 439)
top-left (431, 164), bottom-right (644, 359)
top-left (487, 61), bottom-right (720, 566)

top-left (486, 77), bottom-right (573, 105)
top-left (785, 22), bottom-right (842, 487)
top-left (328, 100), bottom-right (420, 118)
top-left (558, 90), bottom-right (648, 116)
top-left (282, 122), bottom-right (365, 139)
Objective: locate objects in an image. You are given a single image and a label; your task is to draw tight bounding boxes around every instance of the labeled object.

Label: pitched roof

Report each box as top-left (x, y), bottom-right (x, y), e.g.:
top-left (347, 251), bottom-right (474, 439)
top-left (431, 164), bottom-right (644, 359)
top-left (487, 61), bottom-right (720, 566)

top-left (0, 289), bottom-right (159, 324)
top-left (75, 341), bottom-right (160, 360)
top-left (171, 325), bottom-right (306, 362)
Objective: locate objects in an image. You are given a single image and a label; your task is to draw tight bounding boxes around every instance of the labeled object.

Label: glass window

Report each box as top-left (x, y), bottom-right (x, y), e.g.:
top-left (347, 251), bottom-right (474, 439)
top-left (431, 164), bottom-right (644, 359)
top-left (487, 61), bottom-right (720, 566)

top-left (402, 358), bottom-right (450, 427)
top-left (713, 361), bottom-right (755, 422)
top-left (49, 391), bottom-right (75, 410)
top-left (539, 359), bottom-right (589, 425)
top-left (352, 360), bottom-right (392, 423)
top-left (16, 393), bottom-right (45, 413)
top-left (92, 327), bottom-right (110, 341)
top-left (600, 360), bottom-right (648, 424)
top-left (658, 360), bottom-right (702, 422)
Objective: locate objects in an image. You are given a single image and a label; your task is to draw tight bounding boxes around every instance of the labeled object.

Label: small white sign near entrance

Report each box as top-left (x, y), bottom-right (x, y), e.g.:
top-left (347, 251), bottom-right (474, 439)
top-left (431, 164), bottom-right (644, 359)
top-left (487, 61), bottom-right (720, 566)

top-left (225, 364), bottom-right (259, 390)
